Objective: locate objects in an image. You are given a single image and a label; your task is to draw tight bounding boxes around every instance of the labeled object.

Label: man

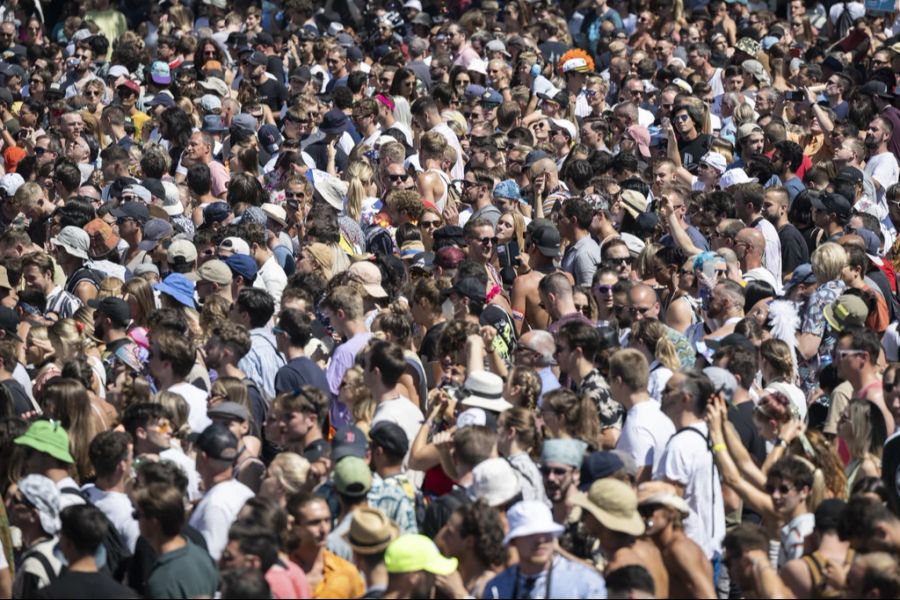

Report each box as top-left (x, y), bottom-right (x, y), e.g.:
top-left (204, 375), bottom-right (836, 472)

top-left (242, 50), bottom-right (288, 111)
top-left (511, 224), bottom-right (570, 333)
top-left (659, 186), bottom-right (710, 252)
top-left (461, 172), bottom-right (501, 226)
top-left (538, 272), bottom-right (593, 335)
top-left (34, 504), bottom-right (138, 598)
top-left (368, 422), bottom-right (419, 535)
top-left (733, 183), bottom-right (782, 283)
top-left (864, 116), bottom-right (899, 204)
top-left (133, 482), bottom-right (219, 598)
top-left (446, 23), bottom-right (479, 68)
top-left (221, 521), bottom-right (310, 599)
top-left (100, 105), bottom-right (135, 151)
top-left (838, 495), bottom-right (900, 554)
top-left (671, 103), bottom-right (711, 171)
top-left (90, 296), bottom-right (139, 373)
top-left (638, 491), bottom-right (716, 598)
top-left (833, 327), bottom-right (895, 433)
top-left (382, 534), bottom-right (458, 599)
top-left (484, 500), bottom-right (608, 598)
top-left (763, 187), bottom-right (809, 279)
top-left (771, 140), bottom-right (806, 203)
top-left (204, 321), bottom-right (268, 432)
top-left (609, 349), bottom-right (674, 482)
top-left (188, 423), bottom-right (255, 561)
top-left (325, 47), bottom-right (350, 93)
top-left (8, 475), bottom-right (63, 597)
top-left (780, 499), bottom-right (852, 598)
top-left (556, 322), bottom-right (622, 447)
top-left (321, 286), bottom-right (372, 428)
top-left (183, 131), bottom-right (229, 198)
top-left (602, 238), bottom-right (634, 280)
top-left (541, 439), bottom-right (599, 564)
top-left (327, 455), bottom-right (373, 561)
top-left (734, 227), bottom-right (782, 293)
top-left (271, 387), bottom-right (330, 461)
top-left (0, 338), bottom-right (33, 416)
top-left (655, 369), bottom-right (725, 561)
top-left (81, 431), bottom-right (139, 553)
top-left (111, 201), bottom-right (151, 270)
top-left (410, 96), bottom-right (464, 179)
top-left (723, 525), bottom-right (793, 598)
top-left (345, 507), bottom-right (399, 599)
top-left (574, 479), bottom-right (669, 596)
top-left (22, 249), bottom-right (81, 318)
top-left (812, 192), bottom-right (854, 243)
top-left (287, 493), bottom-right (365, 598)
top-left (228, 288), bottom-right (285, 401)
top-left (274, 308), bottom-right (329, 394)
top-left (560, 198), bottom-right (603, 287)
top-left (366, 340), bottom-right (425, 458)
top-left (515, 330), bottom-right (561, 404)
top-left (687, 43), bottom-right (723, 96)
top-left (353, 97), bottom-right (382, 148)
top-left (148, 330), bottom-right (210, 432)
top-left (243, 222), bottom-right (287, 305)
top-left (626, 283), bottom-right (695, 368)
top-left (194, 258), bottom-right (234, 303)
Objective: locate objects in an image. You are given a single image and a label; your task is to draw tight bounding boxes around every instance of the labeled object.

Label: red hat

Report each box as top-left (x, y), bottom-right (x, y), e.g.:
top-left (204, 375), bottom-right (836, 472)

top-left (3, 146), bottom-right (25, 173)
top-left (115, 76), bottom-right (140, 95)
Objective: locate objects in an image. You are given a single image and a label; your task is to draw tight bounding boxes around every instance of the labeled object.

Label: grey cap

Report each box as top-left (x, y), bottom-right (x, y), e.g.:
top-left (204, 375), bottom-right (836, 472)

top-left (703, 366), bottom-right (738, 402)
top-left (50, 226), bottom-right (90, 260)
top-left (208, 401), bottom-right (251, 422)
top-left (134, 263), bottom-right (160, 277)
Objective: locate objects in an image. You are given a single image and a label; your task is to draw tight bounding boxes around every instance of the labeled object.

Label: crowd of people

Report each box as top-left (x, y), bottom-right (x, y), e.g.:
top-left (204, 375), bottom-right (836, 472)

top-left (0, 0), bottom-right (899, 597)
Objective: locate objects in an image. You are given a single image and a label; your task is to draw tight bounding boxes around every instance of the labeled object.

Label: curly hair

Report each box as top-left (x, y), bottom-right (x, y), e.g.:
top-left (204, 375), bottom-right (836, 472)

top-left (455, 500), bottom-right (507, 567)
top-left (436, 319), bottom-right (480, 361)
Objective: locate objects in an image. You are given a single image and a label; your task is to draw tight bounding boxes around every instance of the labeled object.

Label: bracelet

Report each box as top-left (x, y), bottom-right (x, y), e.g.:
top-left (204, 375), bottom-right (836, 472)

top-left (712, 443), bottom-right (727, 453)
top-left (774, 437), bottom-right (787, 448)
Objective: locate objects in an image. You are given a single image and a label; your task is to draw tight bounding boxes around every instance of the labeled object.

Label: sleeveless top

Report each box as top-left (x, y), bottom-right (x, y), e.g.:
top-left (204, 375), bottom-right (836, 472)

top-left (801, 549), bottom-right (855, 598)
top-left (427, 168), bottom-right (451, 212)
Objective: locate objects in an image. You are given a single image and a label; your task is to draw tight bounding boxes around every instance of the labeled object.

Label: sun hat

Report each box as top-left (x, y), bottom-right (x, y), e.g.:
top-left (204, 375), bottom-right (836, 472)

top-left (343, 507), bottom-right (401, 554)
top-left (348, 261), bottom-right (388, 298)
top-left (385, 534), bottom-right (458, 575)
top-left (502, 500), bottom-right (565, 545)
top-left (84, 218), bottom-right (121, 258)
top-left (311, 169), bottom-right (348, 211)
top-left (638, 492), bottom-right (691, 518)
top-left (154, 273), bottom-right (196, 309)
top-left (261, 203), bottom-right (288, 227)
top-left (50, 226), bottom-right (90, 260)
top-left (460, 371), bottom-right (513, 413)
top-left (823, 294), bottom-right (868, 332)
top-left (15, 420), bottom-right (75, 463)
top-left (571, 478), bottom-right (645, 537)
top-left (467, 457), bottom-right (523, 507)
top-left (17, 474), bottom-right (62, 535)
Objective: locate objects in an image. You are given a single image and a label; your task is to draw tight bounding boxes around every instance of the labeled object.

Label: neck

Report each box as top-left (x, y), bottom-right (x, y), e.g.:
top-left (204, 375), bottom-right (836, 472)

top-left (284, 345), bottom-right (307, 360)
top-left (458, 554), bottom-right (489, 588)
top-left (376, 384), bottom-right (405, 403)
top-left (621, 390), bottom-right (651, 409)
top-left (571, 360), bottom-right (594, 385)
top-left (418, 312), bottom-right (443, 329)
top-left (572, 227), bottom-right (589, 242)
top-left (219, 362), bottom-right (246, 379)
top-left (676, 411), bottom-right (702, 430)
top-left (45, 466), bottom-right (70, 483)
top-left (788, 503), bottom-right (809, 521)
top-left (743, 256), bottom-right (762, 270)
top-left (67, 554), bottom-right (99, 573)
top-left (95, 473), bottom-right (126, 493)
top-left (818, 532), bottom-right (849, 554)
top-left (254, 248), bottom-right (272, 267)
top-left (156, 533), bottom-right (186, 555)
top-left (342, 319), bottom-right (368, 337)
top-left (296, 543), bottom-right (324, 572)
top-left (202, 467), bottom-right (233, 490)
top-left (303, 428), bottom-right (323, 449)
top-left (554, 299), bottom-right (577, 318)
top-left (378, 462), bottom-right (403, 478)
top-left (851, 366), bottom-right (877, 390)
top-left (105, 328), bottom-right (128, 344)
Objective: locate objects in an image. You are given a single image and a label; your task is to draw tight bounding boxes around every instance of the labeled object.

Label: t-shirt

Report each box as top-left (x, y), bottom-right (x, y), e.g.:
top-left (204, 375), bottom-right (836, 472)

top-left (127, 526), bottom-right (207, 597)
top-left (654, 422), bottom-right (725, 559)
top-left (256, 77), bottom-right (289, 112)
top-left (778, 223), bottom-right (810, 277)
top-left (34, 570), bottom-right (138, 599)
top-left (729, 401), bottom-right (767, 465)
top-left (188, 479), bottom-right (255, 560)
top-left (82, 484), bottom-right (141, 552)
top-left (166, 381), bottom-right (211, 433)
top-left (275, 356), bottom-right (329, 396)
top-left (865, 151), bottom-right (900, 203)
top-left (678, 133), bottom-right (711, 171)
top-left (418, 322), bottom-right (446, 364)
top-left (266, 559), bottom-right (312, 600)
top-left (371, 397), bottom-right (424, 463)
top-left (146, 538), bottom-right (219, 599)
top-left (2, 378), bottom-right (33, 416)
top-left (778, 512), bottom-right (816, 567)
top-left (327, 332), bottom-right (373, 428)
top-left (753, 216), bottom-right (783, 284)
top-left (616, 400), bottom-right (675, 473)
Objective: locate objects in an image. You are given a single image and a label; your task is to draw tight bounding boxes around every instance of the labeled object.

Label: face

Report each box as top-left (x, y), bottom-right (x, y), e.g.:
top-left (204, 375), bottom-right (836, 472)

top-left (743, 133), bottom-right (765, 157)
top-left (513, 532), bottom-right (556, 566)
top-left (835, 336), bottom-right (867, 381)
top-left (278, 408), bottom-right (314, 443)
top-left (660, 372), bottom-right (684, 419)
top-left (466, 225), bottom-right (496, 262)
top-left (605, 245), bottom-right (631, 278)
top-left (496, 213), bottom-right (516, 243)
top-left (326, 52), bottom-right (346, 75)
top-left (295, 499), bottom-right (332, 549)
top-left (386, 164), bottom-right (415, 190)
top-left (628, 290), bottom-right (658, 322)
top-left (22, 265), bottom-right (52, 294)
top-left (542, 461), bottom-right (577, 502)
top-left (767, 477), bottom-right (806, 517)
top-left (143, 416), bottom-right (173, 451)
top-left (60, 114), bottom-right (84, 139)
top-left (866, 120), bottom-right (888, 147)
top-left (434, 511), bottom-right (466, 558)
top-left (673, 110), bottom-right (695, 137)
top-left (762, 194), bottom-right (784, 222)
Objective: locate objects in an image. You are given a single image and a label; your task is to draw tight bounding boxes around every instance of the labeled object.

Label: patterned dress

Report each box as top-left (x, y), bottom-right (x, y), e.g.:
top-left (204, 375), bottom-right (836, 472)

top-left (577, 368), bottom-right (624, 432)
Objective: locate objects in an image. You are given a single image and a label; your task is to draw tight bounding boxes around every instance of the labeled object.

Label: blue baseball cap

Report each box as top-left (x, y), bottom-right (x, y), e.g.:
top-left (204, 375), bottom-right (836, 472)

top-left (222, 254), bottom-right (258, 283)
top-left (493, 179), bottom-right (522, 202)
top-left (154, 273), bottom-right (196, 309)
top-left (203, 202), bottom-right (232, 225)
top-left (480, 88), bottom-right (503, 106)
top-left (579, 451), bottom-right (625, 491)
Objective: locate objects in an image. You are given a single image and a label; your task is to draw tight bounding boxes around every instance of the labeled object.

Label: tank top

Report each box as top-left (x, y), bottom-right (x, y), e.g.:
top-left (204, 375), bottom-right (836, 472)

top-left (427, 168), bottom-right (451, 213)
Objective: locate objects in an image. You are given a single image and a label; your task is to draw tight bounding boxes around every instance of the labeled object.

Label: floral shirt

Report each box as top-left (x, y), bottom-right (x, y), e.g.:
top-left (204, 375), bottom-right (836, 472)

top-left (798, 279), bottom-right (846, 392)
top-left (577, 368), bottom-right (624, 430)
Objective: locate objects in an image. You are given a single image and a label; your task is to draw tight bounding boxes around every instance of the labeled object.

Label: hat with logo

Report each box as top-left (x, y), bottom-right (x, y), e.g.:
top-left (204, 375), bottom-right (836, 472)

top-left (334, 456), bottom-right (373, 498)
top-left (461, 371), bottom-right (513, 413)
top-left (468, 457), bottom-right (522, 507)
top-left (257, 124), bottom-right (283, 155)
top-left (50, 226), bottom-right (90, 260)
top-left (196, 259), bottom-right (232, 285)
top-left (150, 61), bottom-right (172, 85)
top-left (532, 224), bottom-right (561, 257)
top-left (223, 254), bottom-right (258, 283)
top-left (83, 218), bottom-right (120, 258)
top-left (15, 420), bottom-right (75, 463)
top-left (386, 535), bottom-right (458, 575)
top-left (196, 423), bottom-right (239, 461)
top-left (410, 251), bottom-right (435, 273)
top-left (332, 425), bottom-right (369, 462)
top-left (571, 478), bottom-right (645, 536)
top-left (138, 218), bottom-right (173, 251)
top-left (503, 500), bottom-right (565, 545)
top-left (343, 507), bottom-right (400, 554)
top-left (823, 294), bottom-right (868, 332)
top-left (88, 296), bottom-right (132, 328)
top-left (348, 261), bottom-right (388, 298)
top-left (480, 88), bottom-right (503, 106)
top-left (154, 273), bottom-right (196, 309)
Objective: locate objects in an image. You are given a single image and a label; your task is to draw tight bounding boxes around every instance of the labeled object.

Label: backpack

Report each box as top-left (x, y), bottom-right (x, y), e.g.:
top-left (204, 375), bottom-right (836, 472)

top-left (835, 3), bottom-right (853, 40)
top-left (60, 488), bottom-right (133, 582)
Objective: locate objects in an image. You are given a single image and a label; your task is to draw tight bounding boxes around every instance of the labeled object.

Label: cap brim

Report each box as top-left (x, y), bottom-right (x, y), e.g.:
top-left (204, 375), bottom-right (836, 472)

top-left (822, 303), bottom-right (841, 332)
top-left (537, 245), bottom-right (560, 257)
top-left (461, 396), bottom-right (514, 412)
top-left (138, 239), bottom-right (159, 251)
top-left (809, 195), bottom-right (828, 211)
top-left (502, 520), bottom-right (564, 545)
top-left (423, 555), bottom-right (459, 576)
top-left (50, 239), bottom-right (89, 260)
top-left (570, 492), bottom-right (645, 537)
top-left (362, 283), bottom-right (388, 299)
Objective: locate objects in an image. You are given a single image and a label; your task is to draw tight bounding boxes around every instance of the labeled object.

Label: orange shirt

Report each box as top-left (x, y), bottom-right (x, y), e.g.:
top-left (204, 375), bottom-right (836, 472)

top-left (313, 550), bottom-right (365, 599)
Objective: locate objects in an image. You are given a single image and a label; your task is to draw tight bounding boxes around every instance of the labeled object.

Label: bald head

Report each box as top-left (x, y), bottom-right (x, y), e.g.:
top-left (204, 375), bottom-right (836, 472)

top-left (519, 330), bottom-right (555, 366)
top-left (735, 228), bottom-right (765, 252)
top-left (628, 283), bottom-right (660, 321)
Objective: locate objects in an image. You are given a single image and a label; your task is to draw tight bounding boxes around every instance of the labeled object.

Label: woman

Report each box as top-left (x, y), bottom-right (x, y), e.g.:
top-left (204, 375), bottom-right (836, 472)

top-left (497, 407), bottom-right (546, 502)
top-left (449, 66), bottom-right (472, 101)
top-left (502, 0), bottom-right (531, 34)
top-left (496, 212), bottom-right (525, 251)
top-left (573, 286), bottom-right (598, 322)
top-left (26, 326), bottom-right (60, 402)
top-left (409, 278), bottom-right (447, 364)
top-left (48, 318), bottom-right (106, 400)
top-left (258, 453), bottom-right (311, 508)
top-left (228, 142), bottom-right (260, 178)
top-left (82, 78), bottom-right (108, 122)
top-left (389, 67), bottom-right (419, 103)
top-left (45, 378), bottom-right (101, 482)
top-left (338, 366), bottom-right (375, 433)
top-left (629, 319), bottom-right (679, 403)
top-left (418, 207), bottom-right (443, 252)
top-left (346, 160), bottom-right (377, 226)
top-left (123, 276), bottom-right (157, 350)
top-left (540, 388), bottom-right (602, 450)
top-left (840, 399), bottom-right (886, 496)
top-left (503, 366), bottom-right (541, 410)
top-left (653, 246), bottom-right (700, 334)
top-left (759, 338), bottom-right (806, 421)
top-left (592, 268), bottom-right (619, 326)
top-left (629, 11), bottom-right (657, 51)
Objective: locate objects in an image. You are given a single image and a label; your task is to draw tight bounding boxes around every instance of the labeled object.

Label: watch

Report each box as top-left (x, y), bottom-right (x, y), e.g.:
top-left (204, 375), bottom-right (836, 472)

top-left (773, 437), bottom-right (787, 448)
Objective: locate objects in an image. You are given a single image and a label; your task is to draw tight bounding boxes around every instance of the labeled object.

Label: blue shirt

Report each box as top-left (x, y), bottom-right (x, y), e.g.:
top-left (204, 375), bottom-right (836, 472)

top-left (238, 327), bottom-right (286, 400)
top-left (483, 554), bottom-right (607, 599)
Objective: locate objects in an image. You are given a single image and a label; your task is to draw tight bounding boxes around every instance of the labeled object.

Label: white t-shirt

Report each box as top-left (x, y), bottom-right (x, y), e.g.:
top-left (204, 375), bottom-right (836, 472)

top-left (779, 512), bottom-right (815, 567)
top-left (160, 446), bottom-right (202, 501)
top-left (743, 266), bottom-right (783, 296)
top-left (371, 396), bottom-right (425, 463)
top-left (648, 362), bottom-right (673, 404)
top-left (654, 421), bottom-right (725, 559)
top-left (82, 484), bottom-right (141, 552)
top-left (253, 254), bottom-right (288, 306)
top-left (616, 400), bottom-right (675, 474)
top-left (865, 152), bottom-right (900, 204)
top-left (167, 382), bottom-right (211, 433)
top-left (188, 479), bottom-right (255, 560)
top-left (754, 217), bottom-right (783, 285)
top-left (56, 477), bottom-right (86, 510)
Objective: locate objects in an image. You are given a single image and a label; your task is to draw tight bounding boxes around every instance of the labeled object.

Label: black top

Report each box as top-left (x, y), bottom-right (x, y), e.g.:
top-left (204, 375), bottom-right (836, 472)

top-left (729, 401), bottom-right (767, 465)
top-left (778, 223), bottom-right (811, 277)
top-left (255, 77), bottom-right (288, 112)
top-left (418, 322), bottom-right (446, 365)
top-left (2, 378), bottom-right (33, 416)
top-left (34, 571), bottom-right (138, 599)
top-left (274, 357), bottom-right (329, 397)
top-left (678, 133), bottom-right (711, 171)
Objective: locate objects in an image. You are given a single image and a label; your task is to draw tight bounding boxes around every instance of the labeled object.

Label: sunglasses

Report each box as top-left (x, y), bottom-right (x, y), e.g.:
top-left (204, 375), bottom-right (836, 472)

top-left (629, 305), bottom-right (652, 315)
top-left (593, 284), bottom-right (614, 295)
top-left (607, 256), bottom-right (630, 265)
top-left (764, 483), bottom-right (795, 495)
top-left (388, 173), bottom-right (410, 182)
top-left (471, 236), bottom-right (498, 246)
top-left (420, 219), bottom-right (441, 229)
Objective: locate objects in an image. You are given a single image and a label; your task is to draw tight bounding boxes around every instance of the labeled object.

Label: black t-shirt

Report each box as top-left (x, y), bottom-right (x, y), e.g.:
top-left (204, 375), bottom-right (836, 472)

top-left (729, 400), bottom-right (767, 466)
top-left (778, 223), bottom-right (810, 276)
top-left (35, 570), bottom-right (138, 599)
top-left (539, 41), bottom-right (569, 66)
top-left (418, 322), bottom-right (446, 365)
top-left (3, 378), bottom-right (33, 416)
top-left (882, 434), bottom-right (900, 509)
top-left (256, 77), bottom-right (288, 112)
top-left (305, 140), bottom-right (349, 173)
top-left (678, 133), bottom-right (711, 171)
top-left (266, 55), bottom-right (286, 89)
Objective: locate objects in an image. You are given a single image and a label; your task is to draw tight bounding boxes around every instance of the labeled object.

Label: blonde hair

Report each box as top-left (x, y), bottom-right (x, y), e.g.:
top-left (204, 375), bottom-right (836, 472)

top-left (268, 452), bottom-right (311, 495)
top-left (210, 376), bottom-right (251, 412)
top-left (631, 318), bottom-right (680, 371)
top-left (155, 391), bottom-right (190, 438)
top-left (636, 242), bottom-right (662, 280)
top-left (48, 318), bottom-right (87, 363)
top-left (499, 211), bottom-right (526, 251)
top-left (341, 366), bottom-right (375, 432)
top-left (345, 161), bottom-right (374, 223)
top-left (811, 242), bottom-right (847, 283)
top-left (124, 276), bottom-right (156, 327)
top-left (46, 378), bottom-right (99, 482)
top-left (507, 365), bottom-right (541, 410)
top-left (99, 277), bottom-right (124, 299)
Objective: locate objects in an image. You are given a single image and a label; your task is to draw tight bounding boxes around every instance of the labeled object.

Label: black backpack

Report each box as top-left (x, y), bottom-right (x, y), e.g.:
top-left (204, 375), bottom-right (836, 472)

top-left (835, 3), bottom-right (854, 40)
top-left (60, 488), bottom-right (133, 582)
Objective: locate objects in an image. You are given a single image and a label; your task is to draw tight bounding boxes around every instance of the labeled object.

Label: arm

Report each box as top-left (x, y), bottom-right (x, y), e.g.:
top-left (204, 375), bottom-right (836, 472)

top-left (670, 540), bottom-right (716, 599)
top-left (661, 195), bottom-right (703, 256)
top-left (408, 389), bottom-right (449, 471)
top-left (806, 86), bottom-right (834, 134)
top-left (795, 332), bottom-right (822, 360)
top-left (723, 419), bottom-right (768, 488)
top-left (747, 550), bottom-right (795, 599)
top-left (780, 558), bottom-right (814, 600)
top-left (510, 276), bottom-right (529, 335)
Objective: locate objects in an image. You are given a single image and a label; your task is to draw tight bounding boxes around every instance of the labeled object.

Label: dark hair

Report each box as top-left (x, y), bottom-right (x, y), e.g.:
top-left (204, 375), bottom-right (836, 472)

top-left (220, 567), bottom-right (271, 599)
top-left (838, 327), bottom-right (881, 364)
top-left (562, 197), bottom-right (593, 230)
top-left (228, 520), bottom-right (280, 572)
top-left (187, 163), bottom-right (211, 196)
top-left (235, 288), bottom-right (275, 329)
top-left (677, 368), bottom-right (714, 415)
top-left (60, 504), bottom-right (108, 556)
top-left (456, 500), bottom-right (507, 567)
top-left (838, 495), bottom-right (897, 545)
top-left (743, 280), bottom-right (775, 310)
top-left (605, 565), bottom-right (656, 597)
top-left (54, 159), bottom-right (82, 194)
top-left (366, 340), bottom-right (407, 387)
top-left (88, 430), bottom-right (131, 479)
top-left (122, 402), bottom-right (171, 436)
top-left (136, 459), bottom-right (189, 495)
top-left (713, 345), bottom-right (757, 389)
top-left (767, 456), bottom-right (814, 491)
top-left (723, 523), bottom-right (769, 559)
top-left (277, 308), bottom-right (314, 347)
top-left (557, 321), bottom-right (601, 363)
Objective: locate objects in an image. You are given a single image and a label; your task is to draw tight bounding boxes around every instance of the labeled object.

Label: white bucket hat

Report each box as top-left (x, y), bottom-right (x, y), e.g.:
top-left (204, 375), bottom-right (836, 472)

top-left (461, 371), bottom-right (512, 413)
top-left (503, 500), bottom-right (565, 545)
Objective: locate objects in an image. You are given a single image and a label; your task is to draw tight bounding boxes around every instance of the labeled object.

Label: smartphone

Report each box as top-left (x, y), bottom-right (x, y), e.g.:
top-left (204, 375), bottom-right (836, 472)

top-left (498, 241), bottom-right (519, 269)
top-left (785, 90), bottom-right (805, 102)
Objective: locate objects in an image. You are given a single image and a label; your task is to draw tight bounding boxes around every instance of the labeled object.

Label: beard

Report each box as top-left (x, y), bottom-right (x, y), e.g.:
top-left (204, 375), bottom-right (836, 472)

top-left (864, 135), bottom-right (879, 149)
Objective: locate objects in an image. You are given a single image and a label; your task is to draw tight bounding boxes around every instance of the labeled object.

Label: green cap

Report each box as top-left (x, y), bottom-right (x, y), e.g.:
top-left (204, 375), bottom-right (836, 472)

top-left (385, 534), bottom-right (459, 575)
top-left (14, 420), bottom-right (75, 464)
top-left (333, 456), bottom-right (372, 498)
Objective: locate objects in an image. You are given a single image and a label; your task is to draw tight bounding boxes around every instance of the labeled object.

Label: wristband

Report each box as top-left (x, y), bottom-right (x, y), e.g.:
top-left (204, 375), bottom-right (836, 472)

top-left (712, 443), bottom-right (727, 453)
top-left (774, 437), bottom-right (787, 448)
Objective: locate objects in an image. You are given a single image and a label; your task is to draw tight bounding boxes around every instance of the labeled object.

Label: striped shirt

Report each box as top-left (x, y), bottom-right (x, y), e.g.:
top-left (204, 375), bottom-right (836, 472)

top-left (45, 286), bottom-right (82, 319)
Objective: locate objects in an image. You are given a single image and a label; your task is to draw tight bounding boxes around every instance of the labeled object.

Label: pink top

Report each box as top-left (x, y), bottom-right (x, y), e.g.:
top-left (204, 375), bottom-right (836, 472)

top-left (266, 558), bottom-right (312, 600)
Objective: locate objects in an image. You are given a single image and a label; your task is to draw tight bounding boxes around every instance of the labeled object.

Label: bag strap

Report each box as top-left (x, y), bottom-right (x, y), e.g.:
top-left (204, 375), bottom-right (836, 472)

top-left (23, 549), bottom-right (58, 584)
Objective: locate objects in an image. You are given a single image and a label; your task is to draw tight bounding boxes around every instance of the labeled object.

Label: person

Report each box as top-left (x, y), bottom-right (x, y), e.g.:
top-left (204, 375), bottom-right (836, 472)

top-left (434, 500), bottom-right (506, 598)
top-left (513, 330), bottom-right (561, 405)
top-left (148, 329), bottom-right (211, 433)
top-left (81, 430), bottom-right (140, 553)
top-left (483, 500), bottom-right (608, 598)
top-left (560, 197), bottom-right (603, 287)
top-left (9, 474), bottom-right (63, 597)
top-left (271, 386), bottom-right (331, 462)
top-left (609, 349), bottom-right (674, 481)
top-left (367, 421), bottom-right (419, 534)
top-left (274, 308), bottom-right (329, 395)
top-left (229, 287), bottom-right (286, 401)
top-left (221, 520), bottom-right (311, 600)
top-left (14, 420), bottom-right (86, 509)
top-left (133, 482), bottom-right (219, 599)
top-left (723, 524), bottom-right (793, 598)
top-left (327, 455), bottom-right (374, 561)
top-left (780, 499), bottom-right (853, 599)
top-left (322, 286), bottom-right (373, 428)
top-left (344, 506), bottom-right (399, 599)
top-left (382, 534), bottom-right (459, 599)
top-left (35, 504), bottom-right (138, 598)
top-left (365, 340), bottom-right (425, 459)
top-left (188, 423), bottom-right (256, 560)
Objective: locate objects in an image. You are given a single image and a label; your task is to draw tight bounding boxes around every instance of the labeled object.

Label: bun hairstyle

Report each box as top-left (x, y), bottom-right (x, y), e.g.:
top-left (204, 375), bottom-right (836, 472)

top-left (756, 390), bottom-right (795, 423)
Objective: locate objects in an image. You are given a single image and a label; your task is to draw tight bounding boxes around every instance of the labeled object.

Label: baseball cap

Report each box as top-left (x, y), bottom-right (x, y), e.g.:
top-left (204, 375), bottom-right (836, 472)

top-left (369, 421), bottom-right (409, 458)
top-left (823, 294), bottom-right (868, 332)
top-left (571, 478), bottom-right (645, 536)
top-left (700, 152), bottom-right (728, 174)
top-left (784, 263), bottom-right (816, 295)
top-left (385, 535), bottom-right (458, 575)
top-left (541, 438), bottom-right (588, 469)
top-left (334, 456), bottom-right (372, 498)
top-left (0, 172), bottom-right (23, 196)
top-left (703, 366), bottom-right (738, 403)
top-left (202, 114), bottom-right (229, 134)
top-left (835, 166), bottom-right (864, 185)
top-left (442, 277), bottom-right (485, 302)
top-left (579, 451), bottom-right (626, 491)
top-left (809, 191), bottom-right (852, 218)
top-left (348, 261), bottom-right (388, 299)
top-left (203, 202), bottom-right (233, 225)
top-left (532, 225), bottom-right (561, 257)
top-left (332, 425), bottom-right (369, 462)
top-left (0, 306), bottom-right (20, 341)
top-left (245, 51), bottom-right (268, 67)
top-left (196, 259), bottom-right (232, 285)
top-left (138, 218), bottom-right (174, 251)
top-left (111, 201), bottom-right (150, 224)
top-left (258, 124), bottom-right (283, 154)
top-left (50, 226), bottom-right (90, 260)
top-left (493, 179), bottom-right (522, 202)
top-left (208, 401), bottom-right (251, 423)
top-left (737, 123), bottom-right (763, 141)
top-left (198, 94), bottom-right (221, 113)
top-left (15, 420), bottom-right (75, 463)
top-left (88, 296), bottom-right (132, 328)
top-left (195, 423), bottom-right (239, 461)
top-left (467, 457), bottom-right (522, 507)
top-left (83, 218), bottom-right (120, 258)
top-left (223, 254), bottom-right (258, 283)
top-left (167, 239), bottom-right (198, 265)
top-left (549, 118), bottom-right (577, 140)
top-left (707, 333), bottom-right (756, 352)
top-left (150, 61), bottom-right (171, 85)
top-left (218, 237), bottom-right (251, 256)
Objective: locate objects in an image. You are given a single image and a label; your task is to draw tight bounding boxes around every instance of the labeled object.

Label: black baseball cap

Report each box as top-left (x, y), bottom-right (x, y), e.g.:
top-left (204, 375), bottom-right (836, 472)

top-left (369, 421), bottom-right (409, 458)
top-left (88, 297), bottom-right (132, 328)
top-left (809, 191), bottom-right (852, 218)
top-left (442, 277), bottom-right (486, 302)
top-left (579, 451), bottom-right (625, 491)
top-left (432, 225), bottom-right (466, 249)
top-left (111, 201), bottom-right (150, 224)
top-left (0, 306), bottom-right (21, 342)
top-left (195, 423), bottom-right (239, 462)
top-left (835, 166), bottom-right (864, 185)
top-left (532, 225), bottom-right (561, 258)
top-left (707, 333), bottom-right (756, 352)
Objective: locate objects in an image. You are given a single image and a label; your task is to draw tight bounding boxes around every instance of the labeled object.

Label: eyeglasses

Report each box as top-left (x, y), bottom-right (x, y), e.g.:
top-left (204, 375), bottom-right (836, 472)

top-left (150, 420), bottom-right (171, 433)
top-left (284, 191), bottom-right (307, 200)
top-left (74, 54), bottom-right (88, 60)
top-left (420, 219), bottom-right (441, 229)
top-left (574, 303), bottom-right (590, 315)
top-left (388, 173), bottom-right (410, 182)
top-left (593, 284), bottom-right (614, 295)
top-left (607, 256), bottom-right (630, 265)
top-left (85, 89), bottom-right (102, 97)
top-left (629, 305), bottom-right (652, 315)
top-left (673, 114), bottom-right (690, 123)
top-left (34, 147), bottom-right (46, 155)
top-left (764, 483), bottom-right (795, 496)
